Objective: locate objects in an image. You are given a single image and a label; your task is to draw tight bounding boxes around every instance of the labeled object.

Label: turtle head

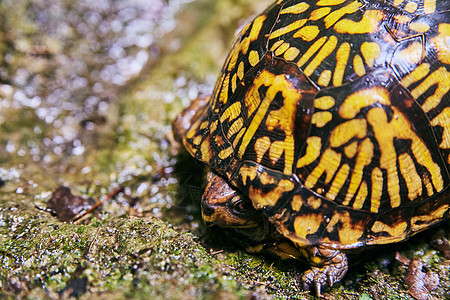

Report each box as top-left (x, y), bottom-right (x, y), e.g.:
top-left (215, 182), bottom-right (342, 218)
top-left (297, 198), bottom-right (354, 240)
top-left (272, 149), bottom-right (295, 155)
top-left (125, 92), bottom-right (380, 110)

top-left (201, 171), bottom-right (289, 245)
top-left (201, 171), bottom-right (260, 229)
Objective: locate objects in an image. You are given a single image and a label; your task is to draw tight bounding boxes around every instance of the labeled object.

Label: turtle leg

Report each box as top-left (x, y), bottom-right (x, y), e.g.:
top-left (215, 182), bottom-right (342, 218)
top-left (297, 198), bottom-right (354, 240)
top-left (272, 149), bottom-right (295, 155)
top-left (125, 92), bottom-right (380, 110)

top-left (301, 247), bottom-right (348, 296)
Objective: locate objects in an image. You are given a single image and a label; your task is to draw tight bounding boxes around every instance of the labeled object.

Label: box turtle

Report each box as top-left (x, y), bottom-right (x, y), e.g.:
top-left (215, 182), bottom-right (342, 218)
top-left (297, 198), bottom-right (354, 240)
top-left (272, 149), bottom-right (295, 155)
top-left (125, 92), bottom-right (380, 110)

top-left (173, 0), bottom-right (449, 294)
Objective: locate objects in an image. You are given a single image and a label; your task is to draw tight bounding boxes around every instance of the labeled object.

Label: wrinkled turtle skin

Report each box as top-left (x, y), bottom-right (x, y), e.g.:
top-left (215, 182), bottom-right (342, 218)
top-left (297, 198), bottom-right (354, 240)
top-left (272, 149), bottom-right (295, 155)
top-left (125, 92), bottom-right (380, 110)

top-left (173, 0), bottom-right (449, 295)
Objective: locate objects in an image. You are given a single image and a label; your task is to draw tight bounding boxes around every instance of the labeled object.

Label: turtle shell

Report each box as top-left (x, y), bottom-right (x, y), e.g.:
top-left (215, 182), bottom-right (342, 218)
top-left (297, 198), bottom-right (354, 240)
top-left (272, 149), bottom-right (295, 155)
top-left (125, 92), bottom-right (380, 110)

top-left (174, 0), bottom-right (450, 249)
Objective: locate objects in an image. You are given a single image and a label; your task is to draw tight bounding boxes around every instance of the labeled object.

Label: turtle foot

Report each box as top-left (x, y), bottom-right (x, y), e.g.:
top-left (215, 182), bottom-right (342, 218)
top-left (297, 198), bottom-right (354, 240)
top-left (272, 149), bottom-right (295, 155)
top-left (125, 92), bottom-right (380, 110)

top-left (301, 251), bottom-right (348, 296)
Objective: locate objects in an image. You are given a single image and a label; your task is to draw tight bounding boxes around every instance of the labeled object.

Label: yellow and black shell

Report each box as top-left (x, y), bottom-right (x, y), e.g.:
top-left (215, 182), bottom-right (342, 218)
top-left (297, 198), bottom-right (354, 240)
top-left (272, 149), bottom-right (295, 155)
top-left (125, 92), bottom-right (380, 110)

top-left (175, 0), bottom-right (449, 249)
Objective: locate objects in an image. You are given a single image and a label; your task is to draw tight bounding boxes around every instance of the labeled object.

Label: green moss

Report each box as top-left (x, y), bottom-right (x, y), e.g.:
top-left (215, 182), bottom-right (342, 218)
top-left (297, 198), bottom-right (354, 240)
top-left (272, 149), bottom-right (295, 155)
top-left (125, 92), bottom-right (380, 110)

top-left (0, 203), bottom-right (252, 298)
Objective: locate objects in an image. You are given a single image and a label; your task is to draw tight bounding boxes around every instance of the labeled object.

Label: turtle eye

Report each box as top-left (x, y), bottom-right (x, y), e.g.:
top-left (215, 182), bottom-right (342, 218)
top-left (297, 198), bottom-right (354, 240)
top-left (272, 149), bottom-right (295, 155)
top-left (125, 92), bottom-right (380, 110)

top-left (231, 197), bottom-right (254, 214)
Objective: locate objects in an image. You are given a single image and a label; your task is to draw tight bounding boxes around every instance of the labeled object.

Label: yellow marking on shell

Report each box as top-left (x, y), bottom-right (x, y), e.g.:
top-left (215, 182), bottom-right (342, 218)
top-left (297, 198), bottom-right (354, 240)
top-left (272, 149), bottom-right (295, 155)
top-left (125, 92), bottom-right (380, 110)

top-left (244, 77), bottom-right (262, 117)
top-left (392, 0), bottom-right (403, 6)
top-left (200, 138), bottom-right (212, 162)
top-left (339, 86), bottom-right (391, 119)
top-left (395, 15), bottom-right (411, 24)
top-left (239, 71), bottom-right (301, 175)
top-left (430, 107), bottom-right (450, 149)
top-left (228, 46), bottom-right (240, 72)
top-left (309, 7), bottom-right (331, 21)
top-left (368, 106), bottom-right (444, 206)
top-left (291, 195), bottom-right (304, 211)
top-left (312, 111), bottom-right (332, 127)
top-left (275, 42), bottom-right (290, 56)
top-left (248, 50), bottom-right (259, 67)
top-left (329, 119), bottom-right (367, 148)
top-left (280, 2), bottom-right (310, 14)
top-left (218, 146), bottom-right (234, 160)
top-left (317, 0), bottom-right (346, 6)
top-left (192, 135), bottom-right (202, 146)
top-left (265, 80), bottom-right (303, 174)
top-left (297, 36), bottom-right (327, 67)
top-left (411, 204), bottom-right (449, 232)
top-left (353, 180), bottom-right (368, 209)
top-left (220, 101), bottom-right (241, 123)
top-left (200, 121), bottom-right (209, 130)
top-left (219, 73), bottom-right (230, 104)
top-left (270, 19), bottom-right (308, 40)
top-left (294, 214), bottom-right (322, 239)
top-left (430, 24), bottom-right (450, 64)
top-left (412, 67), bottom-right (450, 113)
top-left (186, 119), bottom-right (201, 139)
top-left (361, 42), bottom-right (381, 68)
top-left (246, 15), bottom-right (267, 49)
top-left (409, 22), bottom-right (430, 33)
top-left (215, 134), bottom-right (225, 147)
top-left (424, 0), bottom-right (436, 14)
top-left (323, 1), bottom-right (361, 29)
top-left (344, 141), bottom-right (358, 158)
top-left (293, 26), bottom-right (320, 41)
top-left (270, 40), bottom-right (284, 52)
top-left (370, 167), bottom-right (383, 213)
top-left (227, 15), bottom-right (266, 71)
top-left (371, 221), bottom-right (408, 240)
top-left (307, 196), bottom-right (322, 210)
top-left (315, 96), bottom-right (335, 110)
top-left (368, 108), bottom-right (399, 208)
top-left (233, 127), bottom-right (246, 148)
top-left (318, 70), bottom-right (332, 86)
top-left (237, 61), bottom-right (245, 80)
top-left (400, 63), bottom-right (430, 87)
top-left (333, 42), bottom-right (350, 86)
top-left (334, 10), bottom-right (385, 34)
top-left (240, 164), bottom-right (257, 185)
top-left (250, 179), bottom-right (295, 208)
top-left (404, 1), bottom-right (418, 13)
top-left (297, 136), bottom-right (322, 168)
top-left (305, 148), bottom-right (342, 188)
top-left (353, 54), bottom-right (366, 77)
top-left (399, 42), bottom-right (423, 65)
top-left (304, 36), bottom-right (338, 76)
top-left (269, 140), bottom-right (292, 171)
top-left (259, 171), bottom-right (278, 186)
top-left (326, 163), bottom-right (350, 200)
top-left (423, 173), bottom-right (434, 196)
top-left (227, 117), bottom-right (244, 139)
top-left (231, 73), bottom-right (237, 93)
top-left (343, 138), bottom-right (374, 205)
top-left (210, 120), bottom-right (218, 133)
top-left (254, 136), bottom-right (271, 163)
top-left (284, 47), bottom-right (300, 61)
top-left (326, 211), bottom-right (365, 245)
top-left (398, 153), bottom-right (423, 200)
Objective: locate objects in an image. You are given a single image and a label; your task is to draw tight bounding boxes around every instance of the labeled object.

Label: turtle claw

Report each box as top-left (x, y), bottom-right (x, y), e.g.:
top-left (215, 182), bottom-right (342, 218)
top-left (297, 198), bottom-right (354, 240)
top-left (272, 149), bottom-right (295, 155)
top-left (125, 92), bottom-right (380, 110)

top-left (315, 281), bottom-right (322, 297)
top-left (301, 267), bottom-right (328, 297)
top-left (301, 252), bottom-right (348, 296)
top-left (328, 274), bottom-right (335, 287)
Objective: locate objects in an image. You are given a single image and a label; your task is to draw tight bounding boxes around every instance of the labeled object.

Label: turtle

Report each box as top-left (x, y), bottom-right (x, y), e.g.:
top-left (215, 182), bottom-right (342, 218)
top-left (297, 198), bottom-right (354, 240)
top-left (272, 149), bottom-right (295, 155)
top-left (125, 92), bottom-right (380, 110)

top-left (173, 0), bottom-right (449, 294)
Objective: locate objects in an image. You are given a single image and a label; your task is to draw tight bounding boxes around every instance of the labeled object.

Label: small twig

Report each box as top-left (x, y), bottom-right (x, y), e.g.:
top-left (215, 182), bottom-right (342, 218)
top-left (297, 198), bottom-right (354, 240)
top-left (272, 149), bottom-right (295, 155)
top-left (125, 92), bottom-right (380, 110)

top-left (209, 249), bottom-right (224, 256)
top-left (342, 291), bottom-right (360, 296)
top-left (71, 186), bottom-right (124, 222)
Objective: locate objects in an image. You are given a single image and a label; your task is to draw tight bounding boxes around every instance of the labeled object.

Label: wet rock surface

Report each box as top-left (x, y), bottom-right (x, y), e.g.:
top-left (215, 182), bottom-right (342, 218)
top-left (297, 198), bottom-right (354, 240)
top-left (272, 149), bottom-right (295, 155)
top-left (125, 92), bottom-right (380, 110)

top-left (0, 0), bottom-right (448, 299)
